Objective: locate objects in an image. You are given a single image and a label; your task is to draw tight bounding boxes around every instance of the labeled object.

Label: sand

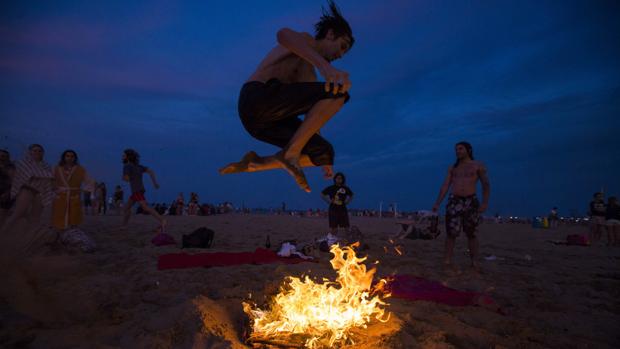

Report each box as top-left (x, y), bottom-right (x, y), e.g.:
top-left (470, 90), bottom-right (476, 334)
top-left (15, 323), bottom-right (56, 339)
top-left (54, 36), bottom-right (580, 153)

top-left (1, 213), bottom-right (619, 348)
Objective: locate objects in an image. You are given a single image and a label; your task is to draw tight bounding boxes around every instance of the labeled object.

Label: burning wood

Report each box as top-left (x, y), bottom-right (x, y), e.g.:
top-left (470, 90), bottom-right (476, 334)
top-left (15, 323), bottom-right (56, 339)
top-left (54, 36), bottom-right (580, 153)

top-left (243, 243), bottom-right (390, 348)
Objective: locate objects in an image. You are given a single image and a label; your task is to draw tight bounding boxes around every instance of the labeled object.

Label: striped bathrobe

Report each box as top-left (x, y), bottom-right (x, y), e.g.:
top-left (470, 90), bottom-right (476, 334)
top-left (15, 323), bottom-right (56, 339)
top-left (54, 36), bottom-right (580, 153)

top-left (10, 155), bottom-right (54, 206)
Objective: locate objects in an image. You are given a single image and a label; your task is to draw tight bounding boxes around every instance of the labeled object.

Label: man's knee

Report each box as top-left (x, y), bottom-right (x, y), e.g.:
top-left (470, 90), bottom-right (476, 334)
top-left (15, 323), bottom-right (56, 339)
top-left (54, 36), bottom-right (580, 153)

top-left (330, 93), bottom-right (349, 107)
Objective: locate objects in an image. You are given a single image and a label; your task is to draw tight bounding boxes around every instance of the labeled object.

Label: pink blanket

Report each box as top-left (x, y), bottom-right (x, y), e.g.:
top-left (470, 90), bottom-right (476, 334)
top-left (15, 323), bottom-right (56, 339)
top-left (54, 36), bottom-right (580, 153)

top-left (158, 248), bottom-right (314, 270)
top-left (384, 274), bottom-right (502, 313)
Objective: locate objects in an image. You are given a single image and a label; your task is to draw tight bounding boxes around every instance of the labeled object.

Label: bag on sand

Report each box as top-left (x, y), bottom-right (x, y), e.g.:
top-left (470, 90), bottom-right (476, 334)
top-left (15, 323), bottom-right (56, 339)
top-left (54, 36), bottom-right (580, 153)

top-left (182, 227), bottom-right (214, 248)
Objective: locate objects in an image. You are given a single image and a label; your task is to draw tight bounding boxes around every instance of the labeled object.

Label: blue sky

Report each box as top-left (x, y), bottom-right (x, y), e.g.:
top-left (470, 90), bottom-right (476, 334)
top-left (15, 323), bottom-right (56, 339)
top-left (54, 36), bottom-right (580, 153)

top-left (1, 0), bottom-right (619, 216)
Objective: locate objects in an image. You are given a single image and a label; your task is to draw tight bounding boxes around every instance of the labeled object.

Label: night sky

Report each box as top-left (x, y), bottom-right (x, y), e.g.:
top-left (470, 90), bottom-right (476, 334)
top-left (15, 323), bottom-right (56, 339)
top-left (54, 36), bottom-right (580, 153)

top-left (1, 1), bottom-right (619, 217)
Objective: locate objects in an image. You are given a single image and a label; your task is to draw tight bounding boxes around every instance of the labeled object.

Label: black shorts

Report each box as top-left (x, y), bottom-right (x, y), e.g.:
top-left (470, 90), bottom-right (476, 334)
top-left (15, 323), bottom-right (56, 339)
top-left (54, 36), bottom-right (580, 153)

top-left (329, 205), bottom-right (350, 228)
top-left (238, 79), bottom-right (350, 166)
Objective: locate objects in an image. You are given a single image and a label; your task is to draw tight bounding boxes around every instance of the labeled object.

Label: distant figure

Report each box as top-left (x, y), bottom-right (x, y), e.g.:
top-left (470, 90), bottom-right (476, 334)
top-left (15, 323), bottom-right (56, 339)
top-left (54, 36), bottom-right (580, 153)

top-left (96, 182), bottom-right (107, 215)
top-left (91, 182), bottom-right (99, 215)
top-left (219, 0), bottom-right (354, 192)
top-left (83, 189), bottom-right (92, 216)
top-left (0, 149), bottom-right (16, 227)
top-left (548, 207), bottom-right (559, 229)
top-left (113, 185), bottom-right (124, 214)
top-left (188, 192), bottom-right (199, 216)
top-left (51, 150), bottom-right (95, 230)
top-left (589, 192), bottom-right (606, 244)
top-left (432, 141), bottom-right (490, 273)
top-left (121, 149), bottom-right (166, 231)
top-left (176, 193), bottom-right (185, 216)
top-left (3, 144), bottom-right (54, 229)
top-left (321, 172), bottom-right (353, 236)
top-left (605, 196), bottom-right (619, 246)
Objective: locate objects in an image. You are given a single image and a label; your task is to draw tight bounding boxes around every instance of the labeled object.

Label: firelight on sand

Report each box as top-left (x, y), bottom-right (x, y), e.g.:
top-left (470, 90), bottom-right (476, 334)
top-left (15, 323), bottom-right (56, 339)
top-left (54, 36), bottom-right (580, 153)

top-left (243, 243), bottom-right (390, 348)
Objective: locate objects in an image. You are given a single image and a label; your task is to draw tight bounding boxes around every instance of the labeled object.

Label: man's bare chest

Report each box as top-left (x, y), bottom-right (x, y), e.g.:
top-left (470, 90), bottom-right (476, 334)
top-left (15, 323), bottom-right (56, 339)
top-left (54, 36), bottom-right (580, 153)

top-left (270, 57), bottom-right (315, 81)
top-left (452, 166), bottom-right (478, 180)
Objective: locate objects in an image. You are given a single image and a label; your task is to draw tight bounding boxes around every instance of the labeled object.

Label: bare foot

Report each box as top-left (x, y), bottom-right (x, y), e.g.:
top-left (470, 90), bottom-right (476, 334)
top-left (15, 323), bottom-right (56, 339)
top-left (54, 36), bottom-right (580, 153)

top-left (275, 152), bottom-right (310, 192)
top-left (219, 151), bottom-right (259, 175)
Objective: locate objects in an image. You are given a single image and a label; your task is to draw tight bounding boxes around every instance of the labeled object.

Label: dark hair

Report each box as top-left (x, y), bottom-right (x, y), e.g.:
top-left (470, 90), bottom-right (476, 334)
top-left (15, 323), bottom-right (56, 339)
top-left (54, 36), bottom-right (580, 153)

top-left (314, 0), bottom-right (354, 48)
top-left (609, 196), bottom-right (618, 205)
top-left (123, 148), bottom-right (140, 164)
top-left (333, 172), bottom-right (346, 184)
top-left (59, 149), bottom-right (79, 166)
top-left (28, 144), bottom-right (44, 152)
top-left (453, 141), bottom-right (474, 168)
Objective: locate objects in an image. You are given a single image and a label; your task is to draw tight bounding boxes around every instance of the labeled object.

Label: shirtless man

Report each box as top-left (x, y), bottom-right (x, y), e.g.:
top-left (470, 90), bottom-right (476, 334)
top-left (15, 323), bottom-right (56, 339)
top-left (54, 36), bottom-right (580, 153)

top-left (432, 141), bottom-right (490, 272)
top-left (219, 0), bottom-right (354, 192)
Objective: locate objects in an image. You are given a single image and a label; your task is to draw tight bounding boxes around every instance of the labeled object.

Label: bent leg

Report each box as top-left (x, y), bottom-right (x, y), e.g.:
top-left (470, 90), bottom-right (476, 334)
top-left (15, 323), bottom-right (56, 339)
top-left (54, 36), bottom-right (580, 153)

top-left (282, 97), bottom-right (345, 162)
top-left (138, 201), bottom-right (166, 228)
top-left (122, 199), bottom-right (135, 226)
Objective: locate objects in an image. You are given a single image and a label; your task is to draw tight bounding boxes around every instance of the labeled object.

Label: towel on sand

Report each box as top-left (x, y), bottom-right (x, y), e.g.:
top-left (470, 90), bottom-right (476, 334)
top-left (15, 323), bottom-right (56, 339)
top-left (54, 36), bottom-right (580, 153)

top-left (158, 248), bottom-right (314, 270)
top-left (384, 274), bottom-right (502, 313)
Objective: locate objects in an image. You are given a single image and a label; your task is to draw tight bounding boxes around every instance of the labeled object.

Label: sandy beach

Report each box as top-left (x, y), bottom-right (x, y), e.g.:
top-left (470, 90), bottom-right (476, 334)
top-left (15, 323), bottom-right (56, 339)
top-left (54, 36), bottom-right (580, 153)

top-left (1, 213), bottom-right (619, 348)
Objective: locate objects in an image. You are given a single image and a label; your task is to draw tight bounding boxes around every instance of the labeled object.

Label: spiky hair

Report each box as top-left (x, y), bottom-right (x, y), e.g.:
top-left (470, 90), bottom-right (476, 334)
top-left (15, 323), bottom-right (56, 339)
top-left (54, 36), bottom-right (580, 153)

top-left (314, 0), bottom-right (354, 48)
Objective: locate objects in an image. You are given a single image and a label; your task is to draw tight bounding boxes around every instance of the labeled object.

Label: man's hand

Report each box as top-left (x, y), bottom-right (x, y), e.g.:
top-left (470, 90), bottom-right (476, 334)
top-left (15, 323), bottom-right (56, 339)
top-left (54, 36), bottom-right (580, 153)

top-left (319, 64), bottom-right (351, 94)
top-left (432, 203), bottom-right (439, 212)
top-left (478, 202), bottom-right (488, 213)
top-left (322, 165), bottom-right (333, 179)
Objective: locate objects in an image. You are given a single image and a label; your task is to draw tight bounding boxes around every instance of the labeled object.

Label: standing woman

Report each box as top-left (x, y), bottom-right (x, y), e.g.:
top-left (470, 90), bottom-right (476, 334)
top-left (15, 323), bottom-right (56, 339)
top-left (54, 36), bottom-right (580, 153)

top-left (51, 150), bottom-right (95, 230)
top-left (3, 144), bottom-right (54, 228)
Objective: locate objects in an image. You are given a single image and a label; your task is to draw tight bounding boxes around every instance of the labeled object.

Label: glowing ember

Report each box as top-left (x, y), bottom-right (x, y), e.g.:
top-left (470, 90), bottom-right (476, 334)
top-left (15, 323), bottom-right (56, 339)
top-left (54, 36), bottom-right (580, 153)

top-left (243, 243), bottom-right (390, 348)
top-left (394, 246), bottom-right (403, 255)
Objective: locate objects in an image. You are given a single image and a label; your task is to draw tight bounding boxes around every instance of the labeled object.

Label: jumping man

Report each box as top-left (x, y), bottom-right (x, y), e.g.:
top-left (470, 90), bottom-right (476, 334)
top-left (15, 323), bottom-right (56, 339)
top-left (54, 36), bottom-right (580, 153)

top-left (219, 0), bottom-right (354, 192)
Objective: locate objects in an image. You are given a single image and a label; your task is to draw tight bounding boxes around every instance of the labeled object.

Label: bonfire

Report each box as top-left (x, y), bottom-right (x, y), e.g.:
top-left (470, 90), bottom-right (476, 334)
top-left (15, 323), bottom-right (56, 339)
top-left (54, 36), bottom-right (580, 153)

top-left (243, 243), bottom-right (390, 348)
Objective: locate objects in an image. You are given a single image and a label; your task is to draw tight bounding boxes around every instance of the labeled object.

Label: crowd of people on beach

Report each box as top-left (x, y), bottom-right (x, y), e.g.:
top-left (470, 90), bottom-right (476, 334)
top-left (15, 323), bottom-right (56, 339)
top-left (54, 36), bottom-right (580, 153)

top-left (0, 145), bottom-right (235, 234)
top-left (0, 144), bottom-right (617, 250)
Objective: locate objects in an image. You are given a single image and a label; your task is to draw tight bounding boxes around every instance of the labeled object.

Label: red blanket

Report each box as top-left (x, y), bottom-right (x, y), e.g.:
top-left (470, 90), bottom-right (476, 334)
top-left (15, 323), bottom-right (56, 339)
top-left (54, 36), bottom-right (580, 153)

top-left (158, 248), bottom-right (313, 270)
top-left (384, 274), bottom-right (501, 312)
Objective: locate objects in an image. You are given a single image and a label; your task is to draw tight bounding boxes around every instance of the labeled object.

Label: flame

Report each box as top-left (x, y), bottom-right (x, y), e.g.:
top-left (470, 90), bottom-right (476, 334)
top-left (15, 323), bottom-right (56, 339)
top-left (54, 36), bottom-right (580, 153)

top-left (394, 246), bottom-right (403, 256)
top-left (243, 243), bottom-right (390, 348)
